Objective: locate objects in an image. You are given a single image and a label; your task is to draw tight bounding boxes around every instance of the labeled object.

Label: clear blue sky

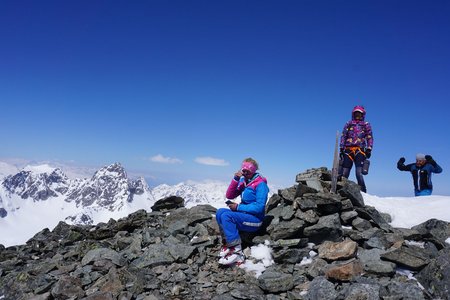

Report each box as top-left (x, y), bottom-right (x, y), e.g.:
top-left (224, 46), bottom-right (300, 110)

top-left (1, 0), bottom-right (449, 196)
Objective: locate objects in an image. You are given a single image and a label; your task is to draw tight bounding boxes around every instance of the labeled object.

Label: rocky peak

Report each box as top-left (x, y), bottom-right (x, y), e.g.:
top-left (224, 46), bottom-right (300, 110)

top-left (2, 167), bottom-right (69, 201)
top-left (66, 163), bottom-right (136, 209)
top-left (92, 162), bottom-right (127, 181)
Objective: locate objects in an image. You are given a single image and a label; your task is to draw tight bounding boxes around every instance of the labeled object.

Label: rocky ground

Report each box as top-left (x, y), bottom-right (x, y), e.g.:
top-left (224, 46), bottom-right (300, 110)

top-left (0, 167), bottom-right (449, 299)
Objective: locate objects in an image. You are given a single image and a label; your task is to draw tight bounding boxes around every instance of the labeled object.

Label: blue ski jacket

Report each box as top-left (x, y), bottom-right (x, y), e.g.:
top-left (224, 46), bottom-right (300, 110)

top-left (225, 173), bottom-right (269, 220)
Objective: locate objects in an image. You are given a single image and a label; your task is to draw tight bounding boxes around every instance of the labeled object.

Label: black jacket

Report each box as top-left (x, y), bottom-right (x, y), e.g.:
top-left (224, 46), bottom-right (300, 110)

top-left (397, 161), bottom-right (443, 191)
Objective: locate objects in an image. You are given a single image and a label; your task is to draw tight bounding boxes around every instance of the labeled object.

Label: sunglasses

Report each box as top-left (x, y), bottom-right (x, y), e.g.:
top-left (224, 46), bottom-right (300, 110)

top-left (241, 169), bottom-right (251, 175)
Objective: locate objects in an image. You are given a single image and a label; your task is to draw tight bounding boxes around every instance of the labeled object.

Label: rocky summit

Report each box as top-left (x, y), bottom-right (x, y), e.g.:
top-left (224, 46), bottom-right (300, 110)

top-left (0, 167), bottom-right (449, 300)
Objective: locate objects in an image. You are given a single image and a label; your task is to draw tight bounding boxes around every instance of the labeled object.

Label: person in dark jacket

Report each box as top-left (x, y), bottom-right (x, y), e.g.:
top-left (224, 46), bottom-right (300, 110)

top-left (397, 153), bottom-right (443, 196)
top-left (339, 105), bottom-right (373, 193)
top-left (216, 157), bottom-right (269, 265)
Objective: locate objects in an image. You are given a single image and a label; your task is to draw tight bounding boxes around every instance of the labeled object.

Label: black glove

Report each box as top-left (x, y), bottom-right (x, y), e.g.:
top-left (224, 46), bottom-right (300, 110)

top-left (398, 157), bottom-right (406, 165)
top-left (365, 149), bottom-right (371, 159)
top-left (425, 155), bottom-right (437, 166)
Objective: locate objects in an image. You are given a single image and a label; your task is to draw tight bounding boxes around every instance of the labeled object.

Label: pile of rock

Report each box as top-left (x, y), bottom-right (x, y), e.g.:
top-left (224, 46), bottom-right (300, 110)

top-left (0, 168), bottom-right (449, 299)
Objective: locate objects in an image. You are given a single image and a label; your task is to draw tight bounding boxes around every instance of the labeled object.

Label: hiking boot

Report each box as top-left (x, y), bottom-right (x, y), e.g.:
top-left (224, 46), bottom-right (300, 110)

top-left (218, 250), bottom-right (245, 266)
top-left (219, 245), bottom-right (230, 257)
top-left (218, 245), bottom-right (245, 266)
top-left (219, 244), bottom-right (241, 257)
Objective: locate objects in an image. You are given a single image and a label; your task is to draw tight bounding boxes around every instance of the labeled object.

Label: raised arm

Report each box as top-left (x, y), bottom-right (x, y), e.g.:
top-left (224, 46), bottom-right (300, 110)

top-left (425, 155), bottom-right (443, 174)
top-left (397, 157), bottom-right (412, 171)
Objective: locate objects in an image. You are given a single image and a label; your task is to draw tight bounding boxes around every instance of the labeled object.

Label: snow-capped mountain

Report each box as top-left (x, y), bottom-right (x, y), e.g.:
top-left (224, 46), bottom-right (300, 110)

top-left (2, 167), bottom-right (70, 202)
top-left (0, 163), bottom-right (155, 225)
top-left (66, 163), bottom-right (138, 208)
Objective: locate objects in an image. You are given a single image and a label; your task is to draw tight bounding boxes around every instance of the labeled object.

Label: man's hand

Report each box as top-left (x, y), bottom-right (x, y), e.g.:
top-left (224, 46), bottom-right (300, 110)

top-left (398, 157), bottom-right (406, 165)
top-left (365, 149), bottom-right (372, 159)
top-left (425, 155), bottom-right (437, 166)
top-left (228, 202), bottom-right (238, 211)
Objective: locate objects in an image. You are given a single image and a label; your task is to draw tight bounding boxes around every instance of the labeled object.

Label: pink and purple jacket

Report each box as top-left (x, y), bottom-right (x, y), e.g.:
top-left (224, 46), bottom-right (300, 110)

top-left (225, 173), bottom-right (269, 221)
top-left (340, 117), bottom-right (373, 150)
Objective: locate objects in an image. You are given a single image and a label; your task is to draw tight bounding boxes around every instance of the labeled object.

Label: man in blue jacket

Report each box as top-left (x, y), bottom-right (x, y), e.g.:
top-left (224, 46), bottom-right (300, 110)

top-left (397, 153), bottom-right (443, 196)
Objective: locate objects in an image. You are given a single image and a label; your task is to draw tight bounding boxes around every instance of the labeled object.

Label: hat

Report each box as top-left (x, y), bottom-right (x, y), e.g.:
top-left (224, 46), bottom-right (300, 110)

top-left (352, 105), bottom-right (366, 120)
top-left (352, 105), bottom-right (366, 114)
top-left (416, 153), bottom-right (426, 160)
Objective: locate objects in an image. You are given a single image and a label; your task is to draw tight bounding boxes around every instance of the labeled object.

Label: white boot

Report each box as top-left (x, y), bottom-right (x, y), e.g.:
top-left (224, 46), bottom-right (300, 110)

top-left (219, 244), bottom-right (240, 257)
top-left (218, 244), bottom-right (244, 265)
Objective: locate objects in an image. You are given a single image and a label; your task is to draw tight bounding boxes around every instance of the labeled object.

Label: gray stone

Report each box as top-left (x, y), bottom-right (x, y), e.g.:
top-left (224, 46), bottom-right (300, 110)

top-left (303, 213), bottom-right (342, 243)
top-left (279, 186), bottom-right (297, 204)
top-left (338, 181), bottom-right (365, 207)
top-left (411, 218), bottom-right (450, 245)
top-left (295, 183), bottom-right (319, 197)
top-left (305, 179), bottom-right (324, 192)
top-left (352, 217), bottom-right (372, 231)
top-left (355, 206), bottom-right (392, 232)
top-left (151, 196), bottom-right (184, 211)
top-left (340, 211), bottom-right (358, 224)
top-left (51, 276), bottom-right (85, 299)
top-left (306, 276), bottom-right (338, 300)
top-left (229, 283), bottom-right (265, 300)
top-left (296, 197), bottom-right (317, 211)
top-left (380, 245), bottom-right (430, 271)
top-left (268, 218), bottom-right (305, 240)
top-left (258, 271), bottom-right (294, 293)
top-left (81, 248), bottom-right (126, 267)
top-left (303, 193), bottom-right (343, 216)
top-left (344, 283), bottom-right (380, 300)
top-left (382, 281), bottom-right (425, 300)
top-left (131, 244), bottom-right (175, 268)
top-left (295, 209), bottom-right (319, 224)
top-left (416, 247), bottom-right (450, 300)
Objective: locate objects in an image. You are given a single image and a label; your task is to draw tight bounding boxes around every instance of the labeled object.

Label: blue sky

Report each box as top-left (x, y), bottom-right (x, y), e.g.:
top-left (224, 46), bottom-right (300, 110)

top-left (1, 0), bottom-right (449, 196)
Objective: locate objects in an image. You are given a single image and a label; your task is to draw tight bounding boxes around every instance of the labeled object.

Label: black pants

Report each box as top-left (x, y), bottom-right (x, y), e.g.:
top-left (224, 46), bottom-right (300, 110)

top-left (339, 148), bottom-right (367, 192)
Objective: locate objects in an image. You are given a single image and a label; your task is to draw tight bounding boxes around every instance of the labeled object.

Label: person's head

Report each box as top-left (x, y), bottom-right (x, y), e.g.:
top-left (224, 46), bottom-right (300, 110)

top-left (241, 157), bottom-right (259, 179)
top-left (416, 153), bottom-right (426, 167)
top-left (352, 105), bottom-right (366, 121)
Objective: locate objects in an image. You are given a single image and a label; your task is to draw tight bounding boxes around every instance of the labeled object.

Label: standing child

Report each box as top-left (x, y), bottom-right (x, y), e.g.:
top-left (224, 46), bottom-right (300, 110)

top-left (339, 105), bottom-right (374, 193)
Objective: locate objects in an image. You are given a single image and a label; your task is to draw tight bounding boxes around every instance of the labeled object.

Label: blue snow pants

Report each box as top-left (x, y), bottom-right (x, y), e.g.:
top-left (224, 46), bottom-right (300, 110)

top-left (216, 208), bottom-right (263, 247)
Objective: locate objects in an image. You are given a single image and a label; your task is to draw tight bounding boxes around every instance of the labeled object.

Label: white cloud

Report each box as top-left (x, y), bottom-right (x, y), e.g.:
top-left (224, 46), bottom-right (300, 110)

top-left (195, 157), bottom-right (229, 166)
top-left (150, 154), bottom-right (182, 164)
